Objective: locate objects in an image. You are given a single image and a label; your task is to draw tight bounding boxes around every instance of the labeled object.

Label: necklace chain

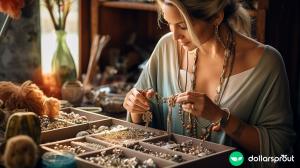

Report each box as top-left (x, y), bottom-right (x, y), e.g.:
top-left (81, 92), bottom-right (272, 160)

top-left (178, 48), bottom-right (199, 137)
top-left (177, 28), bottom-right (235, 139)
top-left (215, 28), bottom-right (235, 105)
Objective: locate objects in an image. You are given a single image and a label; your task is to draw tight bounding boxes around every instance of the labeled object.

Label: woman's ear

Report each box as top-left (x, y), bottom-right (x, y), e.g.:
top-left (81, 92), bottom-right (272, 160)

top-left (213, 11), bottom-right (224, 26)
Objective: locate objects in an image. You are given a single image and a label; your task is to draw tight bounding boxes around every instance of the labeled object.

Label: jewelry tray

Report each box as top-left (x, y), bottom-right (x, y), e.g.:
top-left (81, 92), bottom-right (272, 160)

top-left (41, 107), bottom-right (109, 143)
top-left (41, 107), bottom-right (235, 168)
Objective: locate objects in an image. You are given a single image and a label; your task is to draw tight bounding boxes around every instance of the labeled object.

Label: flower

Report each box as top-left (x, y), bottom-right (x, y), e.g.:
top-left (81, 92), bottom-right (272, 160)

top-left (0, 0), bottom-right (25, 39)
top-left (0, 0), bottom-right (25, 19)
top-left (44, 0), bottom-right (71, 30)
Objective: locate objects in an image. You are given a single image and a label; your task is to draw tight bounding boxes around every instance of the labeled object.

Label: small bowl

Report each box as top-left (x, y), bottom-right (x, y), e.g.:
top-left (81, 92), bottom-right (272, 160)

top-left (95, 93), bottom-right (126, 114)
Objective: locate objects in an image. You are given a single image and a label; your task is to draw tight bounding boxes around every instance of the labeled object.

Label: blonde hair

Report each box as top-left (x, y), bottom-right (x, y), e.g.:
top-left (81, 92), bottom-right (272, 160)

top-left (157, 0), bottom-right (251, 46)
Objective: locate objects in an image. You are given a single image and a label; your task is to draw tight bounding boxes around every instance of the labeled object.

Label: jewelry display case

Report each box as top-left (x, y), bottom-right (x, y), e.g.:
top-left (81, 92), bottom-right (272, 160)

top-left (41, 117), bottom-right (165, 143)
top-left (41, 108), bottom-right (235, 167)
top-left (42, 136), bottom-right (111, 156)
top-left (77, 146), bottom-right (174, 168)
top-left (41, 107), bottom-right (109, 143)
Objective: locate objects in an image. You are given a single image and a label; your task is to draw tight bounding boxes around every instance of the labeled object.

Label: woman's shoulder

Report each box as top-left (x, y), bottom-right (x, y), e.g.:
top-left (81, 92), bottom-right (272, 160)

top-left (255, 45), bottom-right (285, 71)
top-left (151, 32), bottom-right (176, 58)
top-left (147, 32), bottom-right (176, 65)
top-left (237, 35), bottom-right (284, 71)
top-left (247, 44), bottom-right (286, 77)
top-left (156, 32), bottom-right (175, 47)
top-left (262, 45), bottom-right (283, 63)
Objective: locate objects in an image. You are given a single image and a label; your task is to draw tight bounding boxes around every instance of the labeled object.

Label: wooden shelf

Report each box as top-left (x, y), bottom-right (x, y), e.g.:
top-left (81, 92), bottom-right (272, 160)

top-left (99, 1), bottom-right (157, 12)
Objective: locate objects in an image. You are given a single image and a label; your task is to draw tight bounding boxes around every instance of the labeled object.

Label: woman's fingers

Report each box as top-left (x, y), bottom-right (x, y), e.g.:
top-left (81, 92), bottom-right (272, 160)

top-left (125, 99), bottom-right (148, 113)
top-left (212, 124), bottom-right (221, 132)
top-left (131, 89), bottom-right (150, 107)
top-left (177, 92), bottom-right (207, 117)
top-left (176, 91), bottom-right (204, 104)
top-left (123, 88), bottom-right (151, 113)
top-left (128, 94), bottom-right (149, 109)
top-left (182, 103), bottom-right (194, 113)
top-left (145, 89), bottom-right (155, 99)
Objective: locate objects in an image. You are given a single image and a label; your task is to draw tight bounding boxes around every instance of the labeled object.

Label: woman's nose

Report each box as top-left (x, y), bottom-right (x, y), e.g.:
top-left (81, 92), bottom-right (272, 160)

top-left (172, 28), bottom-right (182, 41)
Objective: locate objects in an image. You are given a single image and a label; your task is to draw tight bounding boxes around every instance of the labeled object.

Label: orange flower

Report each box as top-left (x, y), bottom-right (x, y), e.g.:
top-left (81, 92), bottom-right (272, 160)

top-left (0, 0), bottom-right (25, 19)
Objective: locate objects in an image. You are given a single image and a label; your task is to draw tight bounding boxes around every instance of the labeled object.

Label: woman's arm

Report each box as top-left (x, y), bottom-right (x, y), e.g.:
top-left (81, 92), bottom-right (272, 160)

top-left (219, 110), bottom-right (260, 154)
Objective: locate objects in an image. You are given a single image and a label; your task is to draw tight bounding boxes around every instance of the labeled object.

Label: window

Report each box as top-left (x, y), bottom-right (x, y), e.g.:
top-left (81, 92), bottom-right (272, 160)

top-left (40, 0), bottom-right (79, 74)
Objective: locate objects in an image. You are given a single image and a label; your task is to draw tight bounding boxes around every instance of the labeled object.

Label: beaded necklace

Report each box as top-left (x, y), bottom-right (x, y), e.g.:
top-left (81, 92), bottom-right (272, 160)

top-left (177, 48), bottom-right (199, 137)
top-left (177, 28), bottom-right (235, 139)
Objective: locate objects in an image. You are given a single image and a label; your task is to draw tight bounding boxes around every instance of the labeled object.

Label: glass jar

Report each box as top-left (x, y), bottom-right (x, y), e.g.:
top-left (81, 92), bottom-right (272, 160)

top-left (42, 151), bottom-right (76, 168)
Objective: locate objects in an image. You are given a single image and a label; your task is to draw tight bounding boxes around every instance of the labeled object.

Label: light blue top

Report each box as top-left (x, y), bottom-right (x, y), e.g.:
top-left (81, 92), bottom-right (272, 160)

top-left (127, 33), bottom-right (295, 163)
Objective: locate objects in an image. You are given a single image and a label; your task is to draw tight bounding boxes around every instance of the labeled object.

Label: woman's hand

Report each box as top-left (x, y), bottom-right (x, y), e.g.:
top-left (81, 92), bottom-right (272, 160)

top-left (176, 91), bottom-right (224, 123)
top-left (123, 88), bottom-right (155, 123)
top-left (177, 92), bottom-right (260, 153)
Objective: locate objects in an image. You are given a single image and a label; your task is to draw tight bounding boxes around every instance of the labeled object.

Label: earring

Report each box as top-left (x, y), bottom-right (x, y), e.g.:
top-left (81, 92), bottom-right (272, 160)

top-left (214, 25), bottom-right (221, 41)
top-left (214, 25), bottom-right (225, 48)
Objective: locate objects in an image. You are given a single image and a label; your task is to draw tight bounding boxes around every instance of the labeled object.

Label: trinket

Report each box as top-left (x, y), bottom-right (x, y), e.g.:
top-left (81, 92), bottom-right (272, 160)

top-left (142, 111), bottom-right (153, 128)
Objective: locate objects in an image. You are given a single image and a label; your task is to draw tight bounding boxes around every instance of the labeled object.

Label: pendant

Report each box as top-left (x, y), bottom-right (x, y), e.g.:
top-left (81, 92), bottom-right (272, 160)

top-left (186, 124), bottom-right (192, 129)
top-left (142, 111), bottom-right (153, 128)
top-left (200, 128), bottom-right (208, 140)
top-left (201, 128), bottom-right (207, 136)
top-left (167, 107), bottom-right (173, 135)
top-left (225, 49), bottom-right (230, 57)
top-left (216, 85), bottom-right (221, 94)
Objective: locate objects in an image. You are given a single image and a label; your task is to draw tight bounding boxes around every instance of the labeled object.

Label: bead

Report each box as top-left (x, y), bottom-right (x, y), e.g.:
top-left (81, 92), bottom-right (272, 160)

top-left (124, 143), bottom-right (184, 163)
top-left (51, 143), bottom-right (86, 155)
top-left (149, 140), bottom-right (215, 157)
top-left (84, 148), bottom-right (157, 167)
top-left (76, 131), bottom-right (89, 137)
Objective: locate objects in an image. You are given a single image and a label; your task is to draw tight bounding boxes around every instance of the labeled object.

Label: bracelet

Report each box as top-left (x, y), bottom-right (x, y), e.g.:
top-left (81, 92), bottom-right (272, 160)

top-left (220, 108), bottom-right (231, 128)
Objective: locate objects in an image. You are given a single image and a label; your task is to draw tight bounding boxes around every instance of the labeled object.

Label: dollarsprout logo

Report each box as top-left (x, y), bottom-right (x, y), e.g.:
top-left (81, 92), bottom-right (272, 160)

top-left (229, 151), bottom-right (244, 166)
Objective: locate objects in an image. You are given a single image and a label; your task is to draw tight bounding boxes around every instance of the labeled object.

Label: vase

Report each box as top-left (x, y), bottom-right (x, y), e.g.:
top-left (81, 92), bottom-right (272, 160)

top-left (51, 30), bottom-right (77, 88)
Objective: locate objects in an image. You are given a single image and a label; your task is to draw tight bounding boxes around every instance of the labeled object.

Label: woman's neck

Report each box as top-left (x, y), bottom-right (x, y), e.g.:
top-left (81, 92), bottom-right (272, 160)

top-left (198, 24), bottom-right (231, 59)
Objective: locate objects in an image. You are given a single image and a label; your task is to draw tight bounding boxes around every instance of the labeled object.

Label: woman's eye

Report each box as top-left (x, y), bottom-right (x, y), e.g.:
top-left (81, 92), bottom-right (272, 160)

top-left (178, 23), bottom-right (187, 30)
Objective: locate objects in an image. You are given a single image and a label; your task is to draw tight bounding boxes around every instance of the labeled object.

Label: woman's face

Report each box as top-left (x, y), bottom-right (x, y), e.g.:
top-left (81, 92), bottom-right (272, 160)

top-left (162, 4), bottom-right (215, 50)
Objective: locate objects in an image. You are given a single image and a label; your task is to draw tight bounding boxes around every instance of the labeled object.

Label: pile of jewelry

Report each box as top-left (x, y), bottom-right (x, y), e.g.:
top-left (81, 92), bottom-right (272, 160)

top-left (149, 140), bottom-right (214, 157)
top-left (73, 141), bottom-right (107, 150)
top-left (76, 125), bottom-right (128, 137)
top-left (40, 116), bottom-right (73, 131)
top-left (40, 111), bottom-right (89, 131)
top-left (96, 127), bottom-right (163, 144)
top-left (58, 111), bottom-right (88, 124)
top-left (123, 143), bottom-right (184, 163)
top-left (52, 143), bottom-right (87, 155)
top-left (84, 148), bottom-right (157, 168)
top-left (89, 125), bottom-right (127, 135)
top-left (76, 124), bottom-right (163, 143)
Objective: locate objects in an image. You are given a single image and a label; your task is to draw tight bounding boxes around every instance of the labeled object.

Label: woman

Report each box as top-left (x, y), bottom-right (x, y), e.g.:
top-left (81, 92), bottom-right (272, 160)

top-left (123, 0), bottom-right (295, 165)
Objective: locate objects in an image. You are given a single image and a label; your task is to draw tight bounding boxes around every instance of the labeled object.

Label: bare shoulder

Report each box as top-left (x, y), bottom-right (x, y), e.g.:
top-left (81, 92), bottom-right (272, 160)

top-left (235, 33), bottom-right (265, 69)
